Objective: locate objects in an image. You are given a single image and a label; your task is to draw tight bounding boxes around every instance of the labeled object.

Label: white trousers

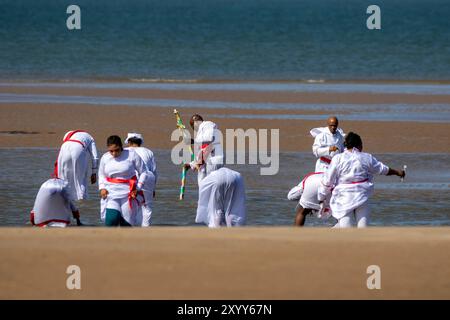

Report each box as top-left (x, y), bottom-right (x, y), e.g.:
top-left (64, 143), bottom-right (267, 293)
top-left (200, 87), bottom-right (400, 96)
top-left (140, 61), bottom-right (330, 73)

top-left (336, 204), bottom-right (370, 228)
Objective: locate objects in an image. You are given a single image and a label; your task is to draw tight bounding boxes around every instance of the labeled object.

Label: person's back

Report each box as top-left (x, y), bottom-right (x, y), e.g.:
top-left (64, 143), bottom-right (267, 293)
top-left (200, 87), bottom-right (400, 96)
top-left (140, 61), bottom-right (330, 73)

top-left (318, 132), bottom-right (404, 228)
top-left (329, 149), bottom-right (387, 186)
top-left (194, 120), bottom-right (224, 180)
top-left (196, 167), bottom-right (246, 227)
top-left (56, 130), bottom-right (98, 200)
top-left (288, 172), bottom-right (324, 211)
top-left (31, 178), bottom-right (79, 227)
top-left (131, 146), bottom-right (157, 180)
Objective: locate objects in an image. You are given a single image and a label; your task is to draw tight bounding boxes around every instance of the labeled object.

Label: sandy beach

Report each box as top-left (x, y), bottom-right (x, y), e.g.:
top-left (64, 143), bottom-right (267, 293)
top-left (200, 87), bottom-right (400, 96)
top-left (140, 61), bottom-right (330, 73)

top-left (1, 84), bottom-right (449, 153)
top-left (0, 227), bottom-right (449, 299)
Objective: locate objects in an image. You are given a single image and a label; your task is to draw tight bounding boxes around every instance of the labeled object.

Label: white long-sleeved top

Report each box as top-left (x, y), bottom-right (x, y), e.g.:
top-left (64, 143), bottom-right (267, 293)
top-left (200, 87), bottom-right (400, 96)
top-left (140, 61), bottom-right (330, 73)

top-left (63, 131), bottom-right (99, 173)
top-left (32, 178), bottom-right (78, 225)
top-left (287, 172), bottom-right (324, 211)
top-left (312, 127), bottom-right (344, 172)
top-left (126, 146), bottom-right (158, 185)
top-left (318, 148), bottom-right (389, 219)
top-left (191, 121), bottom-right (224, 183)
top-left (98, 149), bottom-right (148, 198)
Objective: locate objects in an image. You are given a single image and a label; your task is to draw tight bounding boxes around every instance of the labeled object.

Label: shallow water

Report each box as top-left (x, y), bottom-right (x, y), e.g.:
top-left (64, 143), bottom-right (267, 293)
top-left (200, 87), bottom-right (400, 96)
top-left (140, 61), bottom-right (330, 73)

top-left (0, 149), bottom-right (448, 227)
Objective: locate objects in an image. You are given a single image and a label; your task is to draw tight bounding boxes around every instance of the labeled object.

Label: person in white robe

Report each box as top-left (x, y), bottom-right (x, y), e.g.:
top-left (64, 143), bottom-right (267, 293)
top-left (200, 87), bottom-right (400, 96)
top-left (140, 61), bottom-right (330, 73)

top-left (54, 130), bottom-right (99, 200)
top-left (287, 172), bottom-right (332, 226)
top-left (98, 135), bottom-right (148, 227)
top-left (184, 114), bottom-right (224, 184)
top-left (125, 132), bottom-right (158, 227)
top-left (196, 167), bottom-right (246, 228)
top-left (318, 132), bottom-right (405, 228)
top-left (311, 116), bottom-right (345, 172)
top-left (181, 115), bottom-right (245, 227)
top-left (31, 178), bottom-right (82, 227)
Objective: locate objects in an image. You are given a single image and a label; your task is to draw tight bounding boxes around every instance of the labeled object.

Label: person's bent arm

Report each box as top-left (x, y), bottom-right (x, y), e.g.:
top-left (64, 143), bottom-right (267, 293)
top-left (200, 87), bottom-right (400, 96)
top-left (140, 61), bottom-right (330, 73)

top-left (387, 168), bottom-right (405, 178)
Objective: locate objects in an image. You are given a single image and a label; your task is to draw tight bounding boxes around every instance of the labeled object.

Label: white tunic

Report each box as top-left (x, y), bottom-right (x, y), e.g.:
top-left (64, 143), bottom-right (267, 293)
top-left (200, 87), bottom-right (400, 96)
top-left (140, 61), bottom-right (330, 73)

top-left (288, 172), bottom-right (324, 211)
top-left (98, 149), bottom-right (148, 224)
top-left (311, 127), bottom-right (345, 172)
top-left (126, 146), bottom-right (158, 227)
top-left (287, 172), bottom-right (331, 218)
top-left (32, 178), bottom-right (78, 226)
top-left (191, 121), bottom-right (224, 183)
top-left (318, 148), bottom-right (389, 219)
top-left (196, 167), bottom-right (246, 228)
top-left (56, 131), bottom-right (98, 200)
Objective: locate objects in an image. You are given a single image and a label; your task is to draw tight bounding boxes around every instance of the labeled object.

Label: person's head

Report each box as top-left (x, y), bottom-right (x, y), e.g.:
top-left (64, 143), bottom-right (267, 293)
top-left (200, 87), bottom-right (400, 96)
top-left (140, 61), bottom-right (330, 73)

top-left (107, 135), bottom-right (123, 158)
top-left (344, 132), bottom-right (363, 151)
top-left (124, 132), bottom-right (144, 147)
top-left (327, 116), bottom-right (339, 134)
top-left (189, 114), bottom-right (204, 129)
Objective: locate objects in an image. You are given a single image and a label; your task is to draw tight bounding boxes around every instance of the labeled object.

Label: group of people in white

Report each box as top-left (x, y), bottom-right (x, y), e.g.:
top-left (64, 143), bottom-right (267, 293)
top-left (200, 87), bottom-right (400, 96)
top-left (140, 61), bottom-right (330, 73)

top-left (30, 114), bottom-right (404, 228)
top-left (287, 116), bottom-right (405, 228)
top-left (30, 114), bottom-right (246, 228)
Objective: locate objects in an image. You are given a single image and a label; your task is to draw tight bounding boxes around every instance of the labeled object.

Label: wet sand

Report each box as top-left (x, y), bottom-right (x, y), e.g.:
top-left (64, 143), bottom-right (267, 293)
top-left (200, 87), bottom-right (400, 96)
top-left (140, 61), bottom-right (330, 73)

top-left (0, 227), bottom-right (449, 299)
top-left (1, 102), bottom-right (449, 153)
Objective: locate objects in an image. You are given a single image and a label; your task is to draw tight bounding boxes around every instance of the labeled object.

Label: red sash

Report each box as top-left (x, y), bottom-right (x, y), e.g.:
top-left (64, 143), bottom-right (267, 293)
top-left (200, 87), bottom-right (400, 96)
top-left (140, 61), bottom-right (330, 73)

top-left (30, 210), bottom-right (70, 227)
top-left (350, 179), bottom-right (369, 184)
top-left (53, 130), bottom-right (86, 178)
top-left (320, 157), bottom-right (331, 164)
top-left (106, 175), bottom-right (145, 209)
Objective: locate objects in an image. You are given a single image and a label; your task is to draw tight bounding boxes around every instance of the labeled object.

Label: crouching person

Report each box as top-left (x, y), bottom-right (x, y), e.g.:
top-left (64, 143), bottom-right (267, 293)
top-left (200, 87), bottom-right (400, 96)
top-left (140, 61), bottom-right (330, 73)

top-left (196, 167), bottom-right (246, 228)
top-left (30, 178), bottom-right (82, 227)
top-left (288, 172), bottom-right (331, 227)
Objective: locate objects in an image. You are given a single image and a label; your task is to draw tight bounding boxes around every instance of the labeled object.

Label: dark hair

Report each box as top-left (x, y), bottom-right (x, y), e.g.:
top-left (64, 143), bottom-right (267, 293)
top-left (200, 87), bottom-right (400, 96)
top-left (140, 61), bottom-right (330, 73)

top-left (191, 114), bottom-right (204, 122)
top-left (127, 137), bottom-right (142, 146)
top-left (106, 135), bottom-right (123, 148)
top-left (344, 132), bottom-right (363, 149)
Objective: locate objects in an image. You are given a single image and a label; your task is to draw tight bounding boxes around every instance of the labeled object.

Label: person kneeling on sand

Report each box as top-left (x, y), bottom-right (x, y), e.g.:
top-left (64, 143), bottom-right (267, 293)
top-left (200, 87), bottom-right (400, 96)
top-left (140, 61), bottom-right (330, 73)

top-left (287, 172), bottom-right (332, 227)
top-left (318, 132), bottom-right (405, 228)
top-left (30, 178), bottom-right (82, 227)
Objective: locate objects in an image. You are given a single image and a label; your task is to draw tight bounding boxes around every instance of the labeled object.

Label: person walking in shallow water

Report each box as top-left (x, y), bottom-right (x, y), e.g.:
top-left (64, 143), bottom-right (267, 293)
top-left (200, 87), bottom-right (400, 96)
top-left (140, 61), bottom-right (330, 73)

top-left (318, 132), bottom-right (405, 228)
top-left (98, 135), bottom-right (149, 227)
top-left (125, 133), bottom-right (158, 227)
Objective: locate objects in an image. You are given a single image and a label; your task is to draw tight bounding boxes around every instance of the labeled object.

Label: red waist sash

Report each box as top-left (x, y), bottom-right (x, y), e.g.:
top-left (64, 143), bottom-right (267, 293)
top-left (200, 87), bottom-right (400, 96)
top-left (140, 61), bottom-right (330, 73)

top-left (320, 157), bottom-right (331, 164)
top-left (106, 176), bottom-right (144, 208)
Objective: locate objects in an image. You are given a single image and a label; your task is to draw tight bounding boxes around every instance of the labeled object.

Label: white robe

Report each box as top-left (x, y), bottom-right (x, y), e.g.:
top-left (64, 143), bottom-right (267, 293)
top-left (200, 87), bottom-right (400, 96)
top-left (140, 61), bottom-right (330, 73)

top-left (318, 148), bottom-right (389, 219)
top-left (311, 127), bottom-right (345, 172)
top-left (287, 172), bottom-right (331, 219)
top-left (191, 121), bottom-right (224, 183)
top-left (126, 146), bottom-right (158, 227)
top-left (196, 167), bottom-right (246, 228)
top-left (98, 149), bottom-right (148, 225)
top-left (31, 178), bottom-right (78, 227)
top-left (56, 131), bottom-right (98, 200)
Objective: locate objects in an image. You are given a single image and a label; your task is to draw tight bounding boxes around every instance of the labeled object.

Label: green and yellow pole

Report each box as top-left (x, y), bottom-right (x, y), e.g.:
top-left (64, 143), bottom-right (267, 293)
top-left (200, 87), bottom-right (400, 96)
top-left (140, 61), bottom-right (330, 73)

top-left (173, 109), bottom-right (194, 200)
